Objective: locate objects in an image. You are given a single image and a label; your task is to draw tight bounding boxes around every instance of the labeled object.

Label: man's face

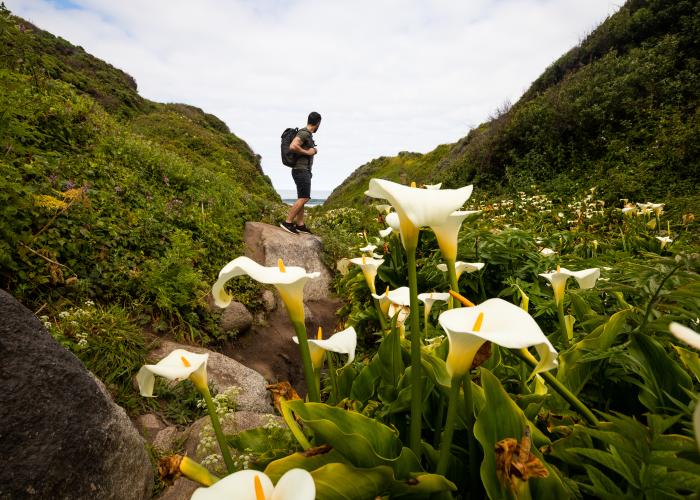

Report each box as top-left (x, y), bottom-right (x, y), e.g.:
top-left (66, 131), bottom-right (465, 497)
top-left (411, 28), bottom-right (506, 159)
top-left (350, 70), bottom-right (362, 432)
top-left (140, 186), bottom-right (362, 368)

top-left (310, 122), bottom-right (320, 133)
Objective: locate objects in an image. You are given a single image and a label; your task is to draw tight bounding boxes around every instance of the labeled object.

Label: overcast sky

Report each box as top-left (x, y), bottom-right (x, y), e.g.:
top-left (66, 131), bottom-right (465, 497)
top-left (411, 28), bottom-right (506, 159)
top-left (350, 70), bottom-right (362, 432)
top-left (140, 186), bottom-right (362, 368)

top-left (9, 0), bottom-right (620, 193)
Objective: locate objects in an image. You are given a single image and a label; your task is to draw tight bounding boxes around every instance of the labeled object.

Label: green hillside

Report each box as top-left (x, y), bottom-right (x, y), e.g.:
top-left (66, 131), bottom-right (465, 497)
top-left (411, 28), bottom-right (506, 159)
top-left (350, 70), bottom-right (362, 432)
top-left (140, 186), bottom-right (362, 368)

top-left (325, 0), bottom-right (699, 210)
top-left (0, 6), bottom-right (281, 341)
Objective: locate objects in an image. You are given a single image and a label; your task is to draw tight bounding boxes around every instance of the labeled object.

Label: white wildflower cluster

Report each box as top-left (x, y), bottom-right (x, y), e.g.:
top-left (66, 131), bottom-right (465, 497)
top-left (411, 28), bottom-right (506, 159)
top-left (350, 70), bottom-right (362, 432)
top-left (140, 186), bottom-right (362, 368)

top-left (262, 415), bottom-right (283, 431)
top-left (75, 331), bottom-right (88, 348)
top-left (197, 386), bottom-right (239, 418)
top-left (232, 450), bottom-right (254, 470)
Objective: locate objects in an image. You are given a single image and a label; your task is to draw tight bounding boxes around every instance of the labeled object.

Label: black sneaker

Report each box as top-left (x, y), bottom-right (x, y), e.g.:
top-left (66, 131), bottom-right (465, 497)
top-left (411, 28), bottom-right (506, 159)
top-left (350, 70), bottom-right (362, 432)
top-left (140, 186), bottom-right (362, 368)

top-left (279, 221), bottom-right (299, 234)
top-left (295, 224), bottom-right (313, 234)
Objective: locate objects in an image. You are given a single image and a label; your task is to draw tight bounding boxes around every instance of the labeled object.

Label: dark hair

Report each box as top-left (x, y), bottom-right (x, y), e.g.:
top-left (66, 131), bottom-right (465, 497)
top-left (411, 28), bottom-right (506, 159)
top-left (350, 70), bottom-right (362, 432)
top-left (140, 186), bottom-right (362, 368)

top-left (307, 111), bottom-right (322, 126)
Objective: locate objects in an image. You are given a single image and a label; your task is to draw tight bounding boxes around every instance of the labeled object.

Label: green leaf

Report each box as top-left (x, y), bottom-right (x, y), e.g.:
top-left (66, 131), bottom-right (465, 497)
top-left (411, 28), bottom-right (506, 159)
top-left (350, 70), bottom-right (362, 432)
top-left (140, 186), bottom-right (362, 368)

top-left (350, 358), bottom-right (380, 402)
top-left (582, 464), bottom-right (625, 498)
top-left (569, 448), bottom-right (638, 486)
top-left (473, 368), bottom-right (570, 500)
top-left (673, 345), bottom-right (700, 383)
top-left (287, 401), bottom-right (422, 478)
top-left (265, 448), bottom-right (348, 482)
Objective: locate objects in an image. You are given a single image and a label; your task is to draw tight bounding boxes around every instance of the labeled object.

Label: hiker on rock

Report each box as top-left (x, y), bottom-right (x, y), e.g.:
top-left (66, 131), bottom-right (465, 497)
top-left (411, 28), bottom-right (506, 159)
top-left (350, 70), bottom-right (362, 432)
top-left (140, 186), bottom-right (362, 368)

top-left (280, 111), bottom-right (321, 235)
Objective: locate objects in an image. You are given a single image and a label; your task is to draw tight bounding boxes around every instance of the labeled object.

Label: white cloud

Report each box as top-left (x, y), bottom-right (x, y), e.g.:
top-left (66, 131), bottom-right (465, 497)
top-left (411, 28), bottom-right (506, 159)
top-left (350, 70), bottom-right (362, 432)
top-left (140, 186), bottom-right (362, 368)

top-left (8, 0), bottom-right (620, 192)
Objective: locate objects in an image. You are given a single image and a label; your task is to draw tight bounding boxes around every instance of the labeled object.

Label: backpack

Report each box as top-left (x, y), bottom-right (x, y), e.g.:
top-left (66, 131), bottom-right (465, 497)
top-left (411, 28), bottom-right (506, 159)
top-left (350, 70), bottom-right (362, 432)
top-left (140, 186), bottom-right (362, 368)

top-left (280, 127), bottom-right (299, 167)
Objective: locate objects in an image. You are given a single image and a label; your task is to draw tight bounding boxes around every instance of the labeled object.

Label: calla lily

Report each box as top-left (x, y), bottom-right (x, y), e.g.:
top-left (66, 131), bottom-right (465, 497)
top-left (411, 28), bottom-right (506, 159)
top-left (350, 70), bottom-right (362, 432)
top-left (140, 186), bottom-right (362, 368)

top-left (438, 298), bottom-right (558, 378)
top-left (213, 256), bottom-right (319, 324)
top-left (379, 227), bottom-right (393, 238)
top-left (294, 326), bottom-right (357, 369)
top-left (365, 178), bottom-right (473, 249)
top-left (385, 211), bottom-right (401, 233)
top-left (431, 210), bottom-right (480, 263)
top-left (621, 206), bottom-right (637, 216)
top-left (437, 261), bottom-right (485, 280)
top-left (539, 267), bottom-right (600, 306)
top-left (136, 349), bottom-right (209, 396)
top-left (656, 236), bottom-right (673, 248)
top-left (539, 248), bottom-right (557, 256)
top-left (418, 292), bottom-right (451, 317)
top-left (386, 286), bottom-right (411, 325)
top-left (372, 287), bottom-right (392, 316)
top-left (213, 256), bottom-right (321, 402)
top-left (349, 256), bottom-right (384, 294)
top-left (191, 468), bottom-right (315, 500)
top-left (374, 204), bottom-right (393, 214)
top-left (669, 322), bottom-right (700, 350)
top-left (424, 183), bottom-right (442, 189)
top-left (360, 243), bottom-right (377, 254)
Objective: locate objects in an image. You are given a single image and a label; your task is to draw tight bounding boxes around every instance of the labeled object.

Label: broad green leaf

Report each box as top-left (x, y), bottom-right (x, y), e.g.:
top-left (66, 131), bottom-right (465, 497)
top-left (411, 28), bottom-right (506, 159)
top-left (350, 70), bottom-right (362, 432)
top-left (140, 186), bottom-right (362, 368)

top-left (582, 464), bottom-right (625, 498)
top-left (377, 327), bottom-right (404, 387)
top-left (287, 400), bottom-right (422, 478)
top-left (350, 358), bottom-right (380, 402)
top-left (473, 368), bottom-right (570, 500)
top-left (673, 345), bottom-right (700, 383)
top-left (569, 448), bottom-right (637, 486)
top-left (265, 448), bottom-right (348, 482)
top-left (227, 427), bottom-right (295, 468)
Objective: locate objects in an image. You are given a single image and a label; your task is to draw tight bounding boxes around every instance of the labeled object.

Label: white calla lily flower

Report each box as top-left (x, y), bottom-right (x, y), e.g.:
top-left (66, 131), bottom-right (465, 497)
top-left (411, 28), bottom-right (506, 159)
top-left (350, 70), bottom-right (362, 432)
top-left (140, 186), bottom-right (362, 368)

top-left (136, 349), bottom-right (209, 396)
top-left (438, 298), bottom-right (558, 378)
top-left (385, 212), bottom-right (401, 233)
top-left (213, 256), bottom-right (320, 324)
top-left (437, 261), bottom-right (485, 280)
top-left (365, 179), bottom-right (473, 249)
top-left (540, 248), bottom-right (557, 256)
top-left (378, 227), bottom-right (393, 238)
top-left (418, 292), bottom-right (451, 316)
top-left (431, 210), bottom-right (480, 262)
top-left (360, 243), bottom-right (377, 253)
top-left (294, 326), bottom-right (357, 368)
top-left (349, 256), bottom-right (384, 294)
top-left (383, 286), bottom-right (411, 326)
top-left (669, 322), bottom-right (700, 350)
top-left (372, 288), bottom-right (392, 316)
top-left (191, 468), bottom-right (315, 500)
top-left (539, 267), bottom-right (600, 306)
top-left (374, 204), bottom-right (393, 214)
top-left (656, 236), bottom-right (673, 248)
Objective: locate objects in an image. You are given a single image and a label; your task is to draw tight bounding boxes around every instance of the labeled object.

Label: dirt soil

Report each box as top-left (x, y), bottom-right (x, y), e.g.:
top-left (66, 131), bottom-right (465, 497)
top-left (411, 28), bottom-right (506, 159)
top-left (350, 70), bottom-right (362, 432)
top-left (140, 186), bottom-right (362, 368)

top-left (221, 297), bottom-right (342, 397)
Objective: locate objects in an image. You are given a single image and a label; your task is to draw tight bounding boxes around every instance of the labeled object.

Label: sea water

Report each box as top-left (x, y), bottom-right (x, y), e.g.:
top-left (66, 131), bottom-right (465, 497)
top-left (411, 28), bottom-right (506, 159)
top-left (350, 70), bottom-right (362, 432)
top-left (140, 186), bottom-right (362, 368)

top-left (277, 189), bottom-right (331, 207)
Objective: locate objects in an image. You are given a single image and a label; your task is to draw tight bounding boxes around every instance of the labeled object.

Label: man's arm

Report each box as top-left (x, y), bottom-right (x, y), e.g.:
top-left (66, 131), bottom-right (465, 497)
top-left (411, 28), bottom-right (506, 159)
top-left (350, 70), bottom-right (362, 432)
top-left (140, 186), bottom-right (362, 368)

top-left (289, 137), bottom-right (317, 156)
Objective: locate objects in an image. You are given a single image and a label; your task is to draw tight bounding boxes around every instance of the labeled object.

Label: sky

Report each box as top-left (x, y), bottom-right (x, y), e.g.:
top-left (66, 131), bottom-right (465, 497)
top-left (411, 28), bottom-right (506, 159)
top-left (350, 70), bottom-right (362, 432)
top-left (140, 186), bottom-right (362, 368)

top-left (9, 0), bottom-right (621, 193)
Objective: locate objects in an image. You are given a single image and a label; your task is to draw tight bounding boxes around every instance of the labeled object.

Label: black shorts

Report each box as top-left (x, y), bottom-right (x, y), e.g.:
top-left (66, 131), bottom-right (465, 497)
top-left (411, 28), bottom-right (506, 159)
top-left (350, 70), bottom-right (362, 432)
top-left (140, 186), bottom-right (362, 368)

top-left (292, 168), bottom-right (312, 199)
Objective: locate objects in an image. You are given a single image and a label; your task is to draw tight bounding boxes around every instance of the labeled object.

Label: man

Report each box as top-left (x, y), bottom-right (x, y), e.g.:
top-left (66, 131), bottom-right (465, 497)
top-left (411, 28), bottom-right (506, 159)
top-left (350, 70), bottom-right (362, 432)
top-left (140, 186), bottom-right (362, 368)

top-left (280, 111), bottom-right (321, 235)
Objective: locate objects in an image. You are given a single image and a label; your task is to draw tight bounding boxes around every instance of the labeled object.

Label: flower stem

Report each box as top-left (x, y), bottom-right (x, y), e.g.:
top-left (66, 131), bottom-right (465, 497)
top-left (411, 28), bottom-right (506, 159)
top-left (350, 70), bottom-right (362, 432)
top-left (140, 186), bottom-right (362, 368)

top-left (327, 353), bottom-right (339, 404)
top-left (406, 246), bottom-right (423, 458)
top-left (373, 297), bottom-right (388, 332)
top-left (423, 308), bottom-right (430, 340)
top-left (280, 397), bottom-right (312, 450)
top-left (200, 386), bottom-right (236, 473)
top-left (516, 349), bottom-right (599, 427)
top-left (178, 456), bottom-right (220, 486)
top-left (556, 300), bottom-right (569, 347)
top-left (292, 320), bottom-right (321, 403)
top-left (436, 375), bottom-right (461, 475)
top-left (463, 373), bottom-right (480, 491)
top-left (446, 259), bottom-right (461, 309)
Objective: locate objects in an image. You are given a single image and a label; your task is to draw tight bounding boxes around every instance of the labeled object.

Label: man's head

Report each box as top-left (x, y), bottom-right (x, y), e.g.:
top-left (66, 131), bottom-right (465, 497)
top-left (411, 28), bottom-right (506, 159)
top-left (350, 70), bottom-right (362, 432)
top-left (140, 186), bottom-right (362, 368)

top-left (307, 111), bottom-right (321, 132)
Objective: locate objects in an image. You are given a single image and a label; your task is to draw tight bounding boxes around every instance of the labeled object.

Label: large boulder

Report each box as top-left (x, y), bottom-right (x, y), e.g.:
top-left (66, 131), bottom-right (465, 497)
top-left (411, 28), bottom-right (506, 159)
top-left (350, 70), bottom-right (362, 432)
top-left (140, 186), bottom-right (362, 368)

top-left (219, 301), bottom-right (253, 334)
top-left (244, 222), bottom-right (333, 301)
top-left (148, 340), bottom-right (273, 414)
top-left (0, 289), bottom-right (152, 500)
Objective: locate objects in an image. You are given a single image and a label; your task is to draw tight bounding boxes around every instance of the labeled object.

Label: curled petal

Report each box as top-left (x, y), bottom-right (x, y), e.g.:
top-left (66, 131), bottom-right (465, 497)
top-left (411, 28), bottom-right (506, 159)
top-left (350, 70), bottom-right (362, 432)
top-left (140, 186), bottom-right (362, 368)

top-left (136, 349), bottom-right (209, 397)
top-left (669, 322), bottom-right (700, 350)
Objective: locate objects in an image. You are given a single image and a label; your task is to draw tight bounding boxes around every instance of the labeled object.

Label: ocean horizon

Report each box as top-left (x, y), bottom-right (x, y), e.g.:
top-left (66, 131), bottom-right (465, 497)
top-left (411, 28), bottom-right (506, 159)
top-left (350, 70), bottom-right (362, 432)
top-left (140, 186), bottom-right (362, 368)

top-left (277, 188), bottom-right (331, 207)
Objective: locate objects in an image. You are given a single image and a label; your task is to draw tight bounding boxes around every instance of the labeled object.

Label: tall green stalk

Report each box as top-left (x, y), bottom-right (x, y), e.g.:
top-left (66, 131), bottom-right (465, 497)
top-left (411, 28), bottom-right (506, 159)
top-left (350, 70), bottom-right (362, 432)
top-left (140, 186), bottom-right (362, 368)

top-left (327, 353), bottom-right (339, 404)
top-left (446, 259), bottom-right (461, 309)
top-left (373, 297), bottom-right (388, 332)
top-left (406, 247), bottom-right (423, 457)
top-left (462, 373), bottom-right (480, 492)
top-left (199, 385), bottom-right (236, 473)
top-left (292, 320), bottom-right (320, 403)
top-left (436, 376), bottom-right (461, 475)
top-left (556, 300), bottom-right (569, 347)
top-left (516, 349), bottom-right (599, 426)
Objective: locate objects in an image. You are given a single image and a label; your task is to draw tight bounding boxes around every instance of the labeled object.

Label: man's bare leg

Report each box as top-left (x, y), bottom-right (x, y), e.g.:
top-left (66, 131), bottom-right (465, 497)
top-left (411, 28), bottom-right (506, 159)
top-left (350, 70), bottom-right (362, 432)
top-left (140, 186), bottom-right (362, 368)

top-left (286, 198), bottom-right (310, 224)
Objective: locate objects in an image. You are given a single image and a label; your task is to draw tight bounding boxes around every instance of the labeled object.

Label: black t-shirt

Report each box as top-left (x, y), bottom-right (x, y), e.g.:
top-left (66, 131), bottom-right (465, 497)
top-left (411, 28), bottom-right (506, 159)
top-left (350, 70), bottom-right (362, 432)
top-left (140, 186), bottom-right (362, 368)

top-left (293, 127), bottom-right (315, 169)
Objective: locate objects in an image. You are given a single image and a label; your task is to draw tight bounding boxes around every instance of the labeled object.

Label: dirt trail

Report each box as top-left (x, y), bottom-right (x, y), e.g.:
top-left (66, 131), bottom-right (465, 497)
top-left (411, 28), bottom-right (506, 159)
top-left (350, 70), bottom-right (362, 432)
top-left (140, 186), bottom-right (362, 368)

top-left (221, 297), bottom-right (342, 397)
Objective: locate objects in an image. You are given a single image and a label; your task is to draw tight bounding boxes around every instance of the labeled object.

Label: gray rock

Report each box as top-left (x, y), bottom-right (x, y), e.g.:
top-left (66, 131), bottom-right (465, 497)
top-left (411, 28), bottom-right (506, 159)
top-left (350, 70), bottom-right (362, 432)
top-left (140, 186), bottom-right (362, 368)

top-left (0, 289), bottom-right (153, 500)
top-left (261, 289), bottom-right (276, 312)
top-left (244, 222), bottom-right (334, 301)
top-left (184, 411), bottom-right (284, 460)
top-left (152, 426), bottom-right (180, 452)
top-left (148, 340), bottom-right (273, 414)
top-left (135, 413), bottom-right (165, 442)
top-left (219, 301), bottom-right (253, 334)
top-left (157, 478), bottom-right (198, 500)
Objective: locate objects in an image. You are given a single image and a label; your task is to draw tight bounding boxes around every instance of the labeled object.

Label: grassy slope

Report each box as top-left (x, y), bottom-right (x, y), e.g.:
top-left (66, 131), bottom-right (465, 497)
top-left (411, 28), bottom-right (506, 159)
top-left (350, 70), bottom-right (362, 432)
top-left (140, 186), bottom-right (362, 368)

top-left (326, 0), bottom-right (700, 211)
top-left (0, 7), bottom-right (281, 338)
